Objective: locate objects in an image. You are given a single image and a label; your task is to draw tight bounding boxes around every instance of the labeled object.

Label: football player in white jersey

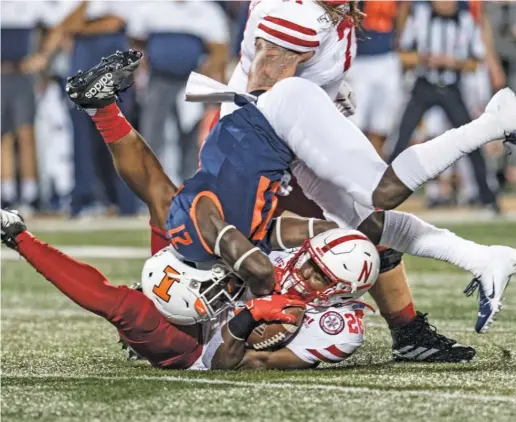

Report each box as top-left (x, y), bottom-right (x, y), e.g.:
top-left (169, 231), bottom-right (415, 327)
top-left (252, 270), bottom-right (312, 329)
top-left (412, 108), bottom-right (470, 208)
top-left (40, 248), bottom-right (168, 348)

top-left (207, 0), bottom-right (516, 336)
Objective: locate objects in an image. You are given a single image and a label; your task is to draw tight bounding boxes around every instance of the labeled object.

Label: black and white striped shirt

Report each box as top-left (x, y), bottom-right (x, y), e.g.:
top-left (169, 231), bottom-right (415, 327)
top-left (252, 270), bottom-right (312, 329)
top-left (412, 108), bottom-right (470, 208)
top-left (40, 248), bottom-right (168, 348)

top-left (400, 1), bottom-right (484, 86)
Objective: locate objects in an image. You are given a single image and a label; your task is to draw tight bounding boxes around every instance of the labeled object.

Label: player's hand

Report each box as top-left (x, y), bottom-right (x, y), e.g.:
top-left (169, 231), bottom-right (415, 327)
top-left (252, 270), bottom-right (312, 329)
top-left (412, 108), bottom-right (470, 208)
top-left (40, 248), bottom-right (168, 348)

top-left (335, 79), bottom-right (356, 117)
top-left (245, 295), bottom-right (306, 324)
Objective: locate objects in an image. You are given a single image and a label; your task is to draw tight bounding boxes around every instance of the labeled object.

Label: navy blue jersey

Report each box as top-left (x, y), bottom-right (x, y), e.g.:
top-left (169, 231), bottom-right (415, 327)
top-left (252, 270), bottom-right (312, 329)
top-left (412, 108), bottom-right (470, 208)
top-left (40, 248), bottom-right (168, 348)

top-left (166, 103), bottom-right (294, 262)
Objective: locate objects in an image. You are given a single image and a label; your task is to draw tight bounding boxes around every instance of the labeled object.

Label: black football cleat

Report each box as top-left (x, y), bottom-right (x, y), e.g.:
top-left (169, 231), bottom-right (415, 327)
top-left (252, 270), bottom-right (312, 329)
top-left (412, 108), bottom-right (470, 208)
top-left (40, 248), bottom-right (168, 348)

top-left (66, 49), bottom-right (143, 109)
top-left (391, 312), bottom-right (476, 363)
top-left (1, 209), bottom-right (27, 249)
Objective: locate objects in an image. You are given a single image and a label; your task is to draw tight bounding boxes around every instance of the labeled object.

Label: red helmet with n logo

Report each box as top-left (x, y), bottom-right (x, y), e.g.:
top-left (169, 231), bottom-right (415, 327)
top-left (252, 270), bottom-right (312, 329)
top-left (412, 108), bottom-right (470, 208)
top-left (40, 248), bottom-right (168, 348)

top-left (281, 229), bottom-right (380, 306)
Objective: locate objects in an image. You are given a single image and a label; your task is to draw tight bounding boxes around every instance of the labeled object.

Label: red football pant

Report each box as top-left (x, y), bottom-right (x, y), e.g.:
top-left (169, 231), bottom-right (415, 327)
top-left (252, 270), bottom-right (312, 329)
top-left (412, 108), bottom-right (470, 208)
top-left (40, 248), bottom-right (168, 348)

top-left (15, 232), bottom-right (202, 369)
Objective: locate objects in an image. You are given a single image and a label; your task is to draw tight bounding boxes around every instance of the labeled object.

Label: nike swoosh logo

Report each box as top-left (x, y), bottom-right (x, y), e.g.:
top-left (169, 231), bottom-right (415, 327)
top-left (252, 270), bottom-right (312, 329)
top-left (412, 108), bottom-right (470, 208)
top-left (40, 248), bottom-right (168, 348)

top-left (488, 281), bottom-right (496, 299)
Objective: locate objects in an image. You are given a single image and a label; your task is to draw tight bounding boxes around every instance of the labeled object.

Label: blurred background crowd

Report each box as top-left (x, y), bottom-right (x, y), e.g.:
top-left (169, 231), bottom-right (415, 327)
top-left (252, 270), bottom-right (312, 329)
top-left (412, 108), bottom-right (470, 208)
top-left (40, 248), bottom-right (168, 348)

top-left (1, 0), bottom-right (516, 219)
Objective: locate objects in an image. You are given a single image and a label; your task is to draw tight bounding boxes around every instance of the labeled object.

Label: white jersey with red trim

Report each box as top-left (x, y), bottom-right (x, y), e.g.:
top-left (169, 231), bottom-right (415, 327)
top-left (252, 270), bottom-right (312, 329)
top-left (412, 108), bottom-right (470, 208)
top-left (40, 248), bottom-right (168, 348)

top-left (190, 250), bottom-right (366, 370)
top-left (237, 0), bottom-right (356, 101)
top-left (269, 250), bottom-right (365, 365)
top-left (286, 302), bottom-right (365, 365)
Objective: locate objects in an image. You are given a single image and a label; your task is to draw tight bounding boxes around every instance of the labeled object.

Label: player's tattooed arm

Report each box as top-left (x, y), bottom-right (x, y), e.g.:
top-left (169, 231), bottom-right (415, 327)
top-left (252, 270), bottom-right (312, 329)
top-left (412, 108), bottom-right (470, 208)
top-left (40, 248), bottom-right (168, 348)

top-left (247, 38), bottom-right (313, 92)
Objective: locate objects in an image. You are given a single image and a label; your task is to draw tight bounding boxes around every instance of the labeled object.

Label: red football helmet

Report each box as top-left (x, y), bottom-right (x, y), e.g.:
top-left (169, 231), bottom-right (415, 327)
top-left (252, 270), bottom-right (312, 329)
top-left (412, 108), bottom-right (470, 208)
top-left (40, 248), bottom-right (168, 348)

top-left (279, 229), bottom-right (380, 306)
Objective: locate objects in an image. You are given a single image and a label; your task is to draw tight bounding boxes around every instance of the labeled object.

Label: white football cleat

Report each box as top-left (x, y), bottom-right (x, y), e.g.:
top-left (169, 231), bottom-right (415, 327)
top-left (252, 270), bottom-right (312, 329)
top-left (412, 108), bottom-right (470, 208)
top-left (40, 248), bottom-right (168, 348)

top-left (465, 246), bottom-right (516, 333)
top-left (484, 88), bottom-right (516, 137)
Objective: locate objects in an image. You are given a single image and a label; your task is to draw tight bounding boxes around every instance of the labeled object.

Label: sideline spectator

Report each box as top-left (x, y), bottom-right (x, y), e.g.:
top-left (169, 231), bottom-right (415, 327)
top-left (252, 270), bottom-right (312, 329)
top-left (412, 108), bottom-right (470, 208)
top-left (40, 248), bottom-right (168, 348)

top-left (128, 1), bottom-right (230, 182)
top-left (0, 1), bottom-right (47, 213)
top-left (25, 0), bottom-right (138, 217)
top-left (347, 1), bottom-right (404, 157)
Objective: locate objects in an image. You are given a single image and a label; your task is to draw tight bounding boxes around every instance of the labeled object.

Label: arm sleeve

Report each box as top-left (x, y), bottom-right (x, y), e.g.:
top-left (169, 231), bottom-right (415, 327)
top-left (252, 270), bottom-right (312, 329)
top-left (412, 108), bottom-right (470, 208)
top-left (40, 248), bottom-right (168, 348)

top-left (254, 2), bottom-right (321, 53)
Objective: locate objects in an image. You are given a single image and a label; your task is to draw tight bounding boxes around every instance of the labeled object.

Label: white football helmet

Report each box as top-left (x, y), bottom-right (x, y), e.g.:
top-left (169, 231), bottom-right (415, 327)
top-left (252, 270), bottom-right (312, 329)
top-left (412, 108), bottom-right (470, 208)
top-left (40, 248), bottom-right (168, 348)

top-left (141, 247), bottom-right (245, 325)
top-left (280, 229), bottom-right (380, 306)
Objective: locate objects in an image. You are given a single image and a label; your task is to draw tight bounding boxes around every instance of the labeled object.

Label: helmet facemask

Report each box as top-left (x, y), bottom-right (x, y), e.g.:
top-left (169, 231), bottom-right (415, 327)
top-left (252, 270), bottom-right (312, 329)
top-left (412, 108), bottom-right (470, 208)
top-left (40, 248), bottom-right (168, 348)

top-left (281, 240), bottom-right (359, 307)
top-left (189, 263), bottom-right (246, 322)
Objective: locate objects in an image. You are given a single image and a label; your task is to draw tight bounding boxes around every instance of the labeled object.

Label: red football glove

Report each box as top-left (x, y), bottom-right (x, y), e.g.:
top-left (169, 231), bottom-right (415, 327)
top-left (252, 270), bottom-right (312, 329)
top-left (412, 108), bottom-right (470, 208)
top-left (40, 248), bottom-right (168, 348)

top-left (245, 295), bottom-right (306, 324)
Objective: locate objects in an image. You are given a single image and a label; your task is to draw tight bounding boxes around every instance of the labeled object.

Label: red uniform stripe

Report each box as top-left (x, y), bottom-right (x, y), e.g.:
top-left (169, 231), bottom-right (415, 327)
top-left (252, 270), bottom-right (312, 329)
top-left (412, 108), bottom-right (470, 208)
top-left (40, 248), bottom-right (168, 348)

top-left (306, 348), bottom-right (335, 363)
top-left (320, 234), bottom-right (369, 254)
top-left (325, 345), bottom-right (348, 359)
top-left (344, 27), bottom-right (353, 71)
top-left (258, 23), bottom-right (320, 48)
top-left (263, 16), bottom-right (316, 36)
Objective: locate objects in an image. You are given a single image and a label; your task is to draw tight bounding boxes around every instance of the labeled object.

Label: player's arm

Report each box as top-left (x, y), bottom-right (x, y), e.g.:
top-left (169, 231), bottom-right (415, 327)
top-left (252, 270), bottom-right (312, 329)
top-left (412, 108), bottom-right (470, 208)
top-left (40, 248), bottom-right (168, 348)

top-left (213, 328), bottom-right (314, 370)
top-left (478, 10), bottom-right (506, 89)
top-left (211, 295), bottom-right (307, 370)
top-left (268, 217), bottom-right (338, 250)
top-left (247, 39), bottom-right (313, 92)
top-left (74, 15), bottom-right (125, 36)
top-left (22, 1), bottom-right (87, 73)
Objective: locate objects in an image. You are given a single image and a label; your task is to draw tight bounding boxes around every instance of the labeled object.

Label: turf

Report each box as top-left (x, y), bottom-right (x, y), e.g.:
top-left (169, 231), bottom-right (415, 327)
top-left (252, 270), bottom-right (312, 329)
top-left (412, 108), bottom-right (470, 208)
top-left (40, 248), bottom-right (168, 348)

top-left (2, 222), bottom-right (516, 421)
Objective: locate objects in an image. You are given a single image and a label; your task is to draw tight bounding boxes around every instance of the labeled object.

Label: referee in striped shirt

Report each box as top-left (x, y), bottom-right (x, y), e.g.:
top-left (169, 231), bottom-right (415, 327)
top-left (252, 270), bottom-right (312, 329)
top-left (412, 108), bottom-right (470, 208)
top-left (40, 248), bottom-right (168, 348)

top-left (390, 0), bottom-right (498, 211)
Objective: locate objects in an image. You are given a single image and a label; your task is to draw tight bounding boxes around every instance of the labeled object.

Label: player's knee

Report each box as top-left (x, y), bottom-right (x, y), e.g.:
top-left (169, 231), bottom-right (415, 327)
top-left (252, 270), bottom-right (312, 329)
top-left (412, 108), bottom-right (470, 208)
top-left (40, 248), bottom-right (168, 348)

top-left (357, 211), bottom-right (385, 245)
top-left (269, 77), bottom-right (325, 104)
top-left (378, 248), bottom-right (403, 274)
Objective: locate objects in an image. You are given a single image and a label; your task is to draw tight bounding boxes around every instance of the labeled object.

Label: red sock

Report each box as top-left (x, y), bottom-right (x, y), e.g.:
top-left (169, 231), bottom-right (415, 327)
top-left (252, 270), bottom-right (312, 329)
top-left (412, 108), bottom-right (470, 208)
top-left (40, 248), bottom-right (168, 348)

top-left (381, 302), bottom-right (417, 327)
top-left (16, 231), bottom-right (127, 320)
top-left (88, 103), bottom-right (132, 144)
top-left (150, 221), bottom-right (170, 255)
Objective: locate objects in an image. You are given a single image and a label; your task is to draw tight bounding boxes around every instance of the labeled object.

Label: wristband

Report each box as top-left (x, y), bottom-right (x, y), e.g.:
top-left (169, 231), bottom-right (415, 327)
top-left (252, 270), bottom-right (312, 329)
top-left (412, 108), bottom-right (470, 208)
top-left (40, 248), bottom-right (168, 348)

top-left (227, 308), bottom-right (260, 341)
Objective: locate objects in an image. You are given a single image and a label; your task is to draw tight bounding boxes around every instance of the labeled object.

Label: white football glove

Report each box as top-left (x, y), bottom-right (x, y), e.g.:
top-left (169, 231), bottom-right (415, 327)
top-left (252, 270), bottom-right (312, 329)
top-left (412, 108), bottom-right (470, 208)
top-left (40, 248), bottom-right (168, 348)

top-left (334, 80), bottom-right (356, 117)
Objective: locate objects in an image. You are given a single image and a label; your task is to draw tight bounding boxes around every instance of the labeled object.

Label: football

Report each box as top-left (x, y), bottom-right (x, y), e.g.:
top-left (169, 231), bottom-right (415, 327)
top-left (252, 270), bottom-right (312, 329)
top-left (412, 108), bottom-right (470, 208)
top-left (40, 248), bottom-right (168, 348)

top-left (246, 306), bottom-right (305, 351)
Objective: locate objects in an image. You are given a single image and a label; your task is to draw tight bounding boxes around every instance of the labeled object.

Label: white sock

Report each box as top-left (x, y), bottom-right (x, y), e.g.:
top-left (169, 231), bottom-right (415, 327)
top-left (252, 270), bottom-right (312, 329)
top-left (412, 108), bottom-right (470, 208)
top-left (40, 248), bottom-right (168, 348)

top-left (1, 179), bottom-right (16, 203)
top-left (380, 210), bottom-right (489, 276)
top-left (391, 113), bottom-right (502, 192)
top-left (21, 179), bottom-right (38, 204)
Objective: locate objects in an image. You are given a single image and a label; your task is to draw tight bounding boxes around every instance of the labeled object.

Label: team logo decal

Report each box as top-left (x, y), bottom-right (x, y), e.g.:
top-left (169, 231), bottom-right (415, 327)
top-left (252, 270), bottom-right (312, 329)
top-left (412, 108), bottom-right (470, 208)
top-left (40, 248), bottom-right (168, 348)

top-left (319, 311), bottom-right (345, 335)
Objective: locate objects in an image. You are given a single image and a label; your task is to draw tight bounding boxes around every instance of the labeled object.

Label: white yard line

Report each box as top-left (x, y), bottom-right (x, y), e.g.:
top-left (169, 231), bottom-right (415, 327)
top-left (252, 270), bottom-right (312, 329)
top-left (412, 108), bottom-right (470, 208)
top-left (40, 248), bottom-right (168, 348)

top-left (1, 246), bottom-right (149, 261)
top-left (20, 211), bottom-right (516, 233)
top-left (4, 374), bottom-right (516, 403)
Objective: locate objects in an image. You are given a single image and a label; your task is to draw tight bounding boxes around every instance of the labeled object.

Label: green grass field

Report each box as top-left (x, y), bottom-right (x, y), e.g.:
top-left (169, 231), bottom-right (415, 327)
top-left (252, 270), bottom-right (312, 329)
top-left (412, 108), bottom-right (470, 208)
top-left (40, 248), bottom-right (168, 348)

top-left (2, 222), bottom-right (516, 421)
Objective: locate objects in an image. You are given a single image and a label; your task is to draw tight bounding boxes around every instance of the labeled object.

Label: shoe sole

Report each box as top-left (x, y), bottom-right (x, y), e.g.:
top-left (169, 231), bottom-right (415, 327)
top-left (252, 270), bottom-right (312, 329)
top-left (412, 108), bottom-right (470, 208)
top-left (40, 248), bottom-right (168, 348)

top-left (478, 272), bottom-right (513, 333)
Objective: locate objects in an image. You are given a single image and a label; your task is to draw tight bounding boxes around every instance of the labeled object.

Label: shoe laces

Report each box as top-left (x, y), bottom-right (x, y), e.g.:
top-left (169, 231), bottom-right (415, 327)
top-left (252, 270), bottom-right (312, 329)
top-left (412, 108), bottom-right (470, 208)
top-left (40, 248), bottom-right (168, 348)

top-left (463, 278), bottom-right (480, 297)
top-left (413, 312), bottom-right (456, 347)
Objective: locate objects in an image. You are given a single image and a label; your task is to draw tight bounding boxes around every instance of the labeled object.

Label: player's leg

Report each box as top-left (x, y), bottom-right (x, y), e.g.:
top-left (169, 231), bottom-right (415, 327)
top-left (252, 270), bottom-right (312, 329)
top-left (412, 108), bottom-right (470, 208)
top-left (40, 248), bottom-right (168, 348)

top-left (0, 209), bottom-right (201, 369)
top-left (293, 158), bottom-right (516, 333)
top-left (372, 261), bottom-right (475, 363)
top-left (66, 52), bottom-right (176, 231)
top-left (13, 74), bottom-right (38, 210)
top-left (1, 133), bottom-right (17, 207)
top-left (277, 182), bottom-right (475, 361)
top-left (257, 77), bottom-right (516, 211)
